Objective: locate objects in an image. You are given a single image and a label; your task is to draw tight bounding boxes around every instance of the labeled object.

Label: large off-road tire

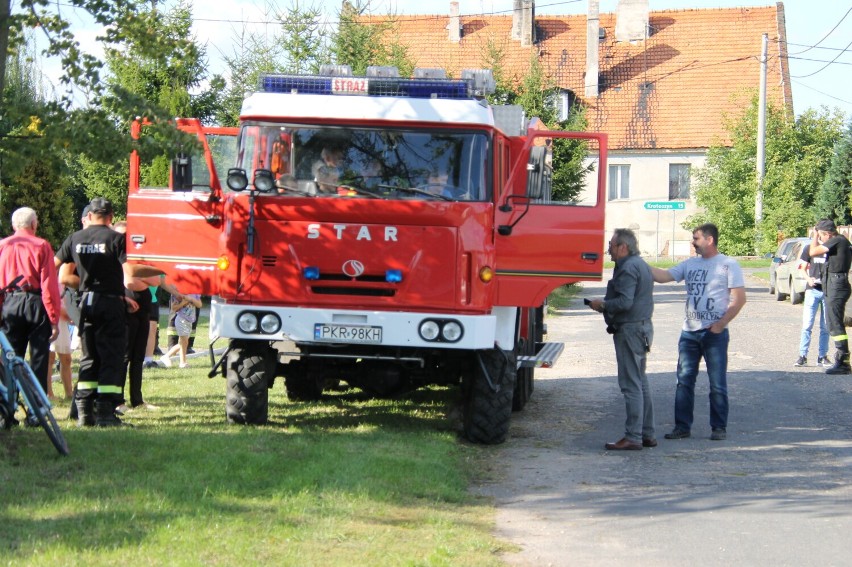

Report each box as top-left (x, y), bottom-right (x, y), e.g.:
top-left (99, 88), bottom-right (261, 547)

top-left (283, 360), bottom-right (324, 402)
top-left (225, 341), bottom-right (276, 425)
top-left (463, 348), bottom-right (516, 444)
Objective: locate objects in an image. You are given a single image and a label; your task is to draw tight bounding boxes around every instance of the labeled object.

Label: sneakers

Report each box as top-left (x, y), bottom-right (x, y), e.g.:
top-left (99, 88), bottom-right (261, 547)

top-left (115, 404), bottom-right (130, 416)
top-left (664, 429), bottom-right (691, 439)
top-left (159, 355), bottom-right (172, 368)
top-left (179, 362), bottom-right (190, 369)
top-left (817, 356), bottom-right (832, 367)
top-left (710, 428), bottom-right (727, 441)
top-left (794, 356), bottom-right (807, 367)
top-left (133, 402), bottom-right (160, 411)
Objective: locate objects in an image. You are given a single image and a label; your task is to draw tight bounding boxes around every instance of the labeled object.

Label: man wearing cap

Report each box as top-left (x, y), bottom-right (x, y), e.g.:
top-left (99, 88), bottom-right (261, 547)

top-left (0, 207), bottom-right (61, 396)
top-left (56, 198), bottom-right (137, 426)
top-left (809, 219), bottom-right (852, 374)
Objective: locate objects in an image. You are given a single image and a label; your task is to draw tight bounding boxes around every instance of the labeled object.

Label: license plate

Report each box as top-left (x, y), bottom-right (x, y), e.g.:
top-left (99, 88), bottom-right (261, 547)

top-left (314, 323), bottom-right (382, 344)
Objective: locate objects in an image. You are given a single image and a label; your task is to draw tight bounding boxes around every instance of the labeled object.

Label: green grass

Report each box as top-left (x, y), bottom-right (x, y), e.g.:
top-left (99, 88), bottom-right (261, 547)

top-left (1, 322), bottom-right (508, 566)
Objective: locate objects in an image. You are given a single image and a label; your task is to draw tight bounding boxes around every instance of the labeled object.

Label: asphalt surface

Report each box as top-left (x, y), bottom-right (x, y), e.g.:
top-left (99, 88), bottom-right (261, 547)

top-left (475, 268), bottom-right (852, 566)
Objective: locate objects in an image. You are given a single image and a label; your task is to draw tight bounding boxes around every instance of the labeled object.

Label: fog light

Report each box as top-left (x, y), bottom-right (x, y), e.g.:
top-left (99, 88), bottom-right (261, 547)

top-left (304, 266), bottom-right (320, 280)
top-left (260, 313), bottom-right (281, 334)
top-left (419, 320), bottom-right (440, 341)
top-left (441, 321), bottom-right (463, 342)
top-left (237, 312), bottom-right (258, 333)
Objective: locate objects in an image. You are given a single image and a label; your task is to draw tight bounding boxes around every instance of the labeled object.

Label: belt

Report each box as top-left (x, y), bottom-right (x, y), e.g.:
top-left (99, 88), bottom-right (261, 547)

top-left (9, 289), bottom-right (41, 295)
top-left (828, 273), bottom-right (848, 278)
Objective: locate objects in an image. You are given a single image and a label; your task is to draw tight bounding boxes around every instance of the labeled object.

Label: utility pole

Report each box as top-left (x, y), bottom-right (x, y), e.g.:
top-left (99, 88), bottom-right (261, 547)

top-left (755, 33), bottom-right (768, 252)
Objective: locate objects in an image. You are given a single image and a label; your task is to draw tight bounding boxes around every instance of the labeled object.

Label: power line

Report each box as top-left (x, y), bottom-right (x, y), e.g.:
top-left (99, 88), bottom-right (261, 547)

top-left (791, 36), bottom-right (852, 78)
top-left (791, 79), bottom-right (852, 106)
top-left (787, 5), bottom-right (852, 56)
top-left (789, 55), bottom-right (852, 67)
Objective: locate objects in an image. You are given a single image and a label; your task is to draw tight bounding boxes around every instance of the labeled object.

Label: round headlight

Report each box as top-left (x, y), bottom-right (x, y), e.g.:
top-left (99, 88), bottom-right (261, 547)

top-left (419, 320), bottom-right (440, 341)
top-left (260, 313), bottom-right (281, 334)
top-left (254, 169), bottom-right (275, 193)
top-left (441, 321), bottom-right (463, 342)
top-left (237, 312), bottom-right (258, 333)
top-left (227, 168), bottom-right (248, 191)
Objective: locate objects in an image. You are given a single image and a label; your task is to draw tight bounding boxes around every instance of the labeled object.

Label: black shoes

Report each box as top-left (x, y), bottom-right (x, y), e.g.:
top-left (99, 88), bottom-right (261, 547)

top-left (794, 356), bottom-right (807, 367)
top-left (710, 428), bottom-right (727, 441)
top-left (664, 429), bottom-right (691, 439)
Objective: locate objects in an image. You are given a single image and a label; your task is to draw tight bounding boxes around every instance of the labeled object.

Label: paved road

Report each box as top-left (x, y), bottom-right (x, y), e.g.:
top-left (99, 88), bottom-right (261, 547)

top-left (476, 270), bottom-right (852, 566)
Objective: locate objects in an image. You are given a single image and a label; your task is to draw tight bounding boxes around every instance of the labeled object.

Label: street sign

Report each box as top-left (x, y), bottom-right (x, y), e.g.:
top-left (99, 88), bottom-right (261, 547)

top-left (644, 201), bottom-right (686, 210)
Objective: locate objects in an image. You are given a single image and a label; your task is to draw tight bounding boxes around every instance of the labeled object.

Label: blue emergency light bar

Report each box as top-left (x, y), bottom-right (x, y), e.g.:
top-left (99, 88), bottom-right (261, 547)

top-left (259, 74), bottom-right (473, 99)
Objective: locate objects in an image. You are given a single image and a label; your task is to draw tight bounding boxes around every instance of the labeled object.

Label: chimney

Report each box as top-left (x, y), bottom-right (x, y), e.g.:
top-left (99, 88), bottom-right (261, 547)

top-left (585, 0), bottom-right (600, 98)
top-left (512, 0), bottom-right (535, 46)
top-left (520, 0), bottom-right (535, 46)
top-left (615, 0), bottom-right (649, 42)
top-left (511, 0), bottom-right (522, 40)
top-left (448, 1), bottom-right (461, 43)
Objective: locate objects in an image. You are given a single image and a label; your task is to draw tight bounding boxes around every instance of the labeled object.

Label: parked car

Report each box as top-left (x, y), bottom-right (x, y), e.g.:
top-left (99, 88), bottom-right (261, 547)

top-left (769, 237), bottom-right (809, 295)
top-left (774, 239), bottom-right (809, 304)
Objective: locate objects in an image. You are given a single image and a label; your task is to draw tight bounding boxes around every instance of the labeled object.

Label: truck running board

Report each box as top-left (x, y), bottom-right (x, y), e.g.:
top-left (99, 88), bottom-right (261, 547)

top-left (517, 341), bottom-right (564, 369)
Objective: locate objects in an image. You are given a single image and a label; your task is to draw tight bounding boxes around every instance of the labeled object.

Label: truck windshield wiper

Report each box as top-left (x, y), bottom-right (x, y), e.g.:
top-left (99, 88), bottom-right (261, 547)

top-left (378, 184), bottom-right (452, 201)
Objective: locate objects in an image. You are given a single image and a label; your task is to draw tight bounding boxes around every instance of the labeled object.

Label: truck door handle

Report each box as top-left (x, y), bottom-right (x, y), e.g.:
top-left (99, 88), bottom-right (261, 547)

top-left (581, 252), bottom-right (598, 261)
top-left (205, 215), bottom-right (222, 224)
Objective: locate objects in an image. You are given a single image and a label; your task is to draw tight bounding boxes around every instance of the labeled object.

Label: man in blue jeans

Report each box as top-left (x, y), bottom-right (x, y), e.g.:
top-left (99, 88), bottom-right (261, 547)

top-left (651, 223), bottom-right (746, 441)
top-left (795, 246), bottom-right (829, 367)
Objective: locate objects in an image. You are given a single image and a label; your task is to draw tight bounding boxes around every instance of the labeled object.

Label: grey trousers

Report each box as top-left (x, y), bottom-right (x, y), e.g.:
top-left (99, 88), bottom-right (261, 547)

top-left (613, 320), bottom-right (655, 442)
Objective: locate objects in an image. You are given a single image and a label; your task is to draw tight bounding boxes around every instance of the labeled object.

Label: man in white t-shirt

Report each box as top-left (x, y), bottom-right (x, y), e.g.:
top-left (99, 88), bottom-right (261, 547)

top-left (651, 223), bottom-right (746, 442)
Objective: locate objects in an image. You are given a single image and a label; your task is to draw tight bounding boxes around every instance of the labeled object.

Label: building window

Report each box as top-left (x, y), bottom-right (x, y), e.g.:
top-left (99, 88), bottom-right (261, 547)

top-left (669, 164), bottom-right (691, 199)
top-left (608, 165), bottom-right (630, 200)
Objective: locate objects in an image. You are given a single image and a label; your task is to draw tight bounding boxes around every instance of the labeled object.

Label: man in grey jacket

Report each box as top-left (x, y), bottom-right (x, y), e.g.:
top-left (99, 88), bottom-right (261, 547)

top-left (589, 228), bottom-right (655, 450)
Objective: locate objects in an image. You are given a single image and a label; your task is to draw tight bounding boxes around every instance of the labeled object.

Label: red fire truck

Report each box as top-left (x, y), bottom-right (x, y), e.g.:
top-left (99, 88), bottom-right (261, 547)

top-left (127, 66), bottom-right (607, 444)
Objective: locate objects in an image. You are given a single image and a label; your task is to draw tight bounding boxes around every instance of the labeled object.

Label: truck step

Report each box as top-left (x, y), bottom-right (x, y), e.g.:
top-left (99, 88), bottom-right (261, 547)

top-left (517, 341), bottom-right (564, 369)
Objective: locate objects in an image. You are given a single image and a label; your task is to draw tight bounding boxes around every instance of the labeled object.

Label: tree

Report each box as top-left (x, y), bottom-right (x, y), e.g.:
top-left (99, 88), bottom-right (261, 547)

top-left (815, 120), bottom-right (852, 223)
top-left (0, 32), bottom-right (74, 245)
top-left (69, 1), bottom-right (217, 216)
top-left (687, 96), bottom-right (843, 255)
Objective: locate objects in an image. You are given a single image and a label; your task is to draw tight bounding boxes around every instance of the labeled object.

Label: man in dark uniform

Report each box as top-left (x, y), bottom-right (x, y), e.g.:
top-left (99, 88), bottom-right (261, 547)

top-left (809, 219), bottom-right (852, 375)
top-left (0, 207), bottom-right (61, 394)
top-left (56, 198), bottom-right (136, 426)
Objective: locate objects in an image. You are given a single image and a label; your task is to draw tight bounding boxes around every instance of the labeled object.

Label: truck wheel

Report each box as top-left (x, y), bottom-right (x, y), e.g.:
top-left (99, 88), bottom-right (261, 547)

top-left (225, 341), bottom-right (275, 425)
top-left (284, 360), bottom-right (323, 401)
top-left (463, 348), bottom-right (516, 444)
top-left (513, 307), bottom-right (538, 412)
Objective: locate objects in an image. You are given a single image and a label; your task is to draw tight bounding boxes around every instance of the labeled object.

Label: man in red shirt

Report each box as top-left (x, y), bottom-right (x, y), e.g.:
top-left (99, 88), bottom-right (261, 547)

top-left (0, 207), bottom-right (61, 392)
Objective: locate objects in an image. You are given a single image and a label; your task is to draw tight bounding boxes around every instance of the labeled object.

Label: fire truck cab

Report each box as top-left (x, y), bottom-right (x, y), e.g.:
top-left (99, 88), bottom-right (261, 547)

top-left (127, 65), bottom-right (607, 444)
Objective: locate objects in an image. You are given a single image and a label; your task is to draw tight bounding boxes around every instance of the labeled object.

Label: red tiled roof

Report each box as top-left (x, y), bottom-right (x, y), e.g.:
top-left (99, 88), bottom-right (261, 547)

top-left (362, 5), bottom-right (791, 150)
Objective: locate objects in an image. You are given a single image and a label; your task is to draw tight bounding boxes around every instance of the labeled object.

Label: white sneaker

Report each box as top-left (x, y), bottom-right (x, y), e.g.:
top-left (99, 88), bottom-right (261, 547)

top-left (136, 402), bottom-right (160, 411)
top-left (179, 362), bottom-right (190, 369)
top-left (115, 404), bottom-right (130, 416)
top-left (159, 355), bottom-right (172, 368)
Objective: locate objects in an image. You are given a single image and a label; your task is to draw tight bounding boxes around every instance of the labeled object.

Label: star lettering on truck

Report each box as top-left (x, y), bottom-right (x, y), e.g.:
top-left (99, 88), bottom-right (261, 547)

top-left (306, 223), bottom-right (398, 241)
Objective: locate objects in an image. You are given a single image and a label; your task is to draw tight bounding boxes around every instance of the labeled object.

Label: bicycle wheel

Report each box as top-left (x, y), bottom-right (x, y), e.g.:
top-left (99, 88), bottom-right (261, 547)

top-left (14, 364), bottom-right (69, 456)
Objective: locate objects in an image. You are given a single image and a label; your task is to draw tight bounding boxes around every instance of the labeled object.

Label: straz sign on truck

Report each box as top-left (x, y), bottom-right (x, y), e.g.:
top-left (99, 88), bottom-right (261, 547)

top-left (127, 66), bottom-right (607, 444)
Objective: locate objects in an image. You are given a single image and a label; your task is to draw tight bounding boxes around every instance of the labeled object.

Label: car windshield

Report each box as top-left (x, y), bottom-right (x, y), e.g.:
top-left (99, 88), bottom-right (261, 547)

top-left (234, 123), bottom-right (489, 201)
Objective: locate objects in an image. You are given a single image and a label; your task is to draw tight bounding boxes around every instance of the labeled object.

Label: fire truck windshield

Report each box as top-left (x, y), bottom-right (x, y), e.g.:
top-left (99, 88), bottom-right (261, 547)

top-left (235, 123), bottom-right (489, 201)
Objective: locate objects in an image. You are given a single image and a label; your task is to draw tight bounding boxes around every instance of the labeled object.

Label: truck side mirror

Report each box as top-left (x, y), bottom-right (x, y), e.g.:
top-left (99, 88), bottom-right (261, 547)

top-left (526, 146), bottom-right (548, 200)
top-left (171, 153), bottom-right (193, 191)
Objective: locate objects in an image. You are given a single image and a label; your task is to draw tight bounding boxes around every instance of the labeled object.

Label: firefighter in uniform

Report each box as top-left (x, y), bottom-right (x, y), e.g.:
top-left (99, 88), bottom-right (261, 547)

top-left (56, 198), bottom-right (138, 426)
top-left (809, 219), bottom-right (852, 375)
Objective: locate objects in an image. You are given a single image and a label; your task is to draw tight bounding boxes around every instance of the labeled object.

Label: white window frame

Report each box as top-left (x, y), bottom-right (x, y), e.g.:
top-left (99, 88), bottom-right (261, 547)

top-left (608, 164), bottom-right (630, 201)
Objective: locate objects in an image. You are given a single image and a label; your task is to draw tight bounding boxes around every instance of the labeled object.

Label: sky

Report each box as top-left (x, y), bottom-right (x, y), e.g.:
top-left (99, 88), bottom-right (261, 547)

top-left (29, 0), bottom-right (852, 120)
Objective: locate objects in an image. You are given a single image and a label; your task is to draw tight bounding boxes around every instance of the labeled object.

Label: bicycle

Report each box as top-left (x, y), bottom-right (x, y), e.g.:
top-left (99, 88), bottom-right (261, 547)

top-left (0, 276), bottom-right (69, 456)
